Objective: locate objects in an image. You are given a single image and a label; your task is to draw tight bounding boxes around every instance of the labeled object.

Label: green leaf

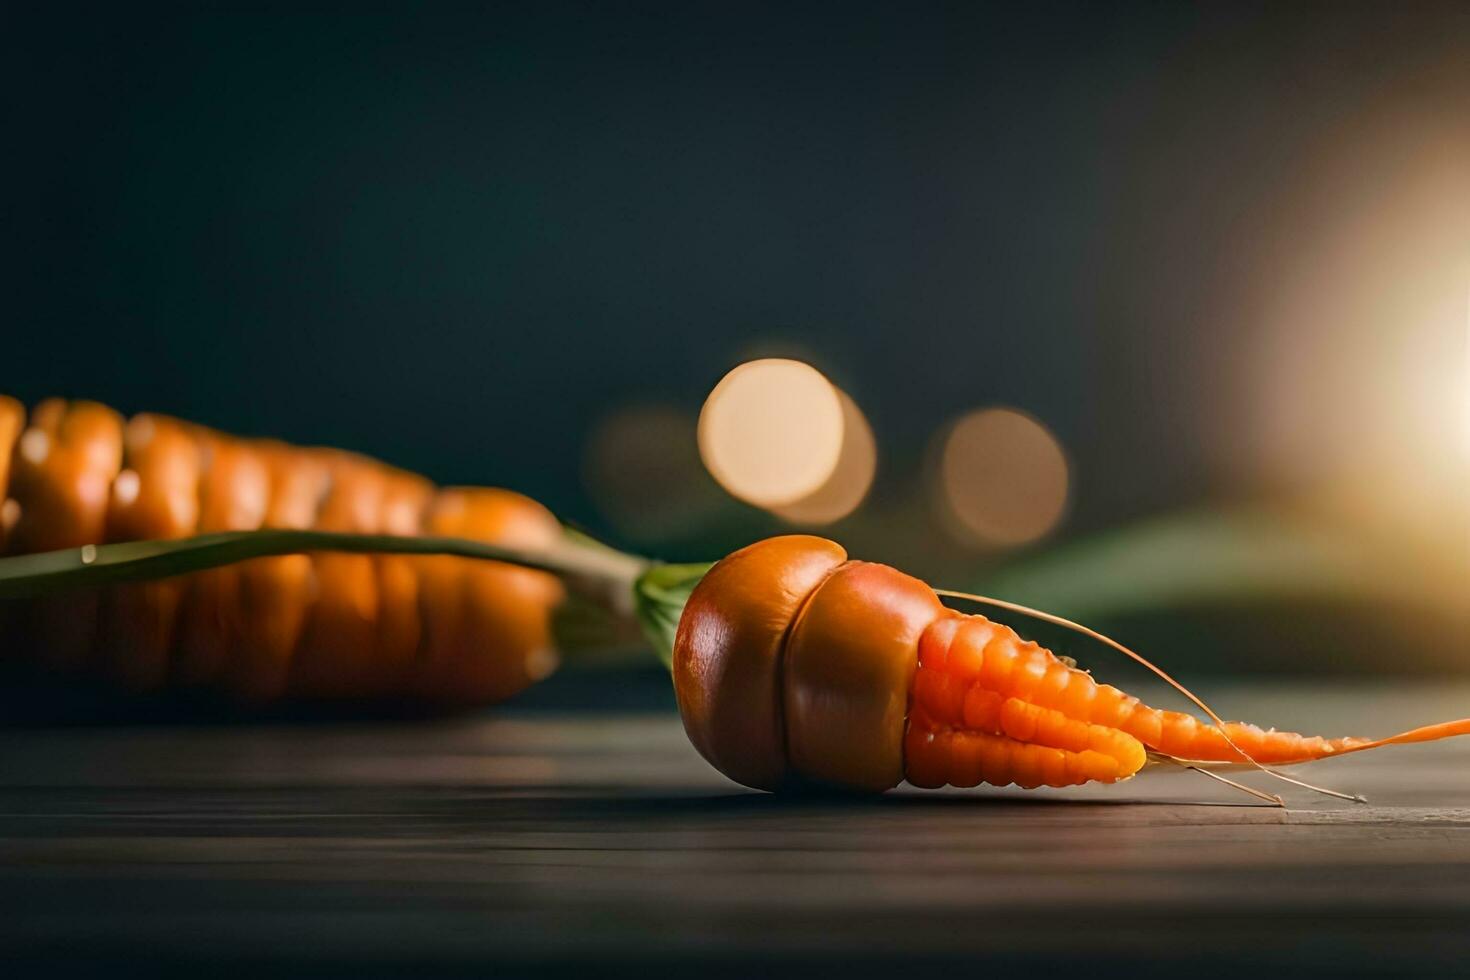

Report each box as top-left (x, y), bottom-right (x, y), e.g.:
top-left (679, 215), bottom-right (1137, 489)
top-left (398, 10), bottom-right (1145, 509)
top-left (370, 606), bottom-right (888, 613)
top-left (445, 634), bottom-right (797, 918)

top-left (978, 508), bottom-right (1381, 620)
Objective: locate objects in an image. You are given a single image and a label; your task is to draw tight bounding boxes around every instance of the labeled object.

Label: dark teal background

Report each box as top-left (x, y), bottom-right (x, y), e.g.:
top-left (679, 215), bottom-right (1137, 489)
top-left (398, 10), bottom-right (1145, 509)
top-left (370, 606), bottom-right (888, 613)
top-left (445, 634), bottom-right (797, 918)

top-left (3, 2), bottom-right (1467, 567)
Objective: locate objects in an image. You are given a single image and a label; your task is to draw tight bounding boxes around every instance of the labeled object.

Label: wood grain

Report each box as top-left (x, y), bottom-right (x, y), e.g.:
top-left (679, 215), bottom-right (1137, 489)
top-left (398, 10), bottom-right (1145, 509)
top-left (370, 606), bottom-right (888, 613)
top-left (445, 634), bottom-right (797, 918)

top-left (2, 681), bottom-right (1467, 978)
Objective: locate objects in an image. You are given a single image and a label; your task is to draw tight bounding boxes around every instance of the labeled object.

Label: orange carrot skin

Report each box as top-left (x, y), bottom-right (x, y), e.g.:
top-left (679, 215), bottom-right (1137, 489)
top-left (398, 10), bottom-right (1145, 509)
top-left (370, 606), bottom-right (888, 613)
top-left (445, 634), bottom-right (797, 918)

top-left (905, 605), bottom-right (1468, 787)
top-left (98, 414), bottom-right (202, 691)
top-left (0, 397), bottom-right (564, 708)
top-left (905, 612), bottom-right (1149, 788)
top-left (783, 559), bottom-right (943, 791)
top-left (673, 535), bottom-right (1470, 794)
top-left (674, 535), bottom-right (848, 791)
top-left (674, 535), bottom-right (942, 792)
top-left (9, 400), bottom-right (124, 674)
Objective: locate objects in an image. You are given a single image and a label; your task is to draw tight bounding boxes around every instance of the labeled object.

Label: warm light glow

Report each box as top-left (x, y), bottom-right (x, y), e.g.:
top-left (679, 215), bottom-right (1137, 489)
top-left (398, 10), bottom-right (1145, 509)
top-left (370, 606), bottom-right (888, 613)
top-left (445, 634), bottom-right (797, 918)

top-left (1463, 283), bottom-right (1470, 456)
top-left (698, 359), bottom-right (846, 508)
top-left (771, 389), bottom-right (877, 525)
top-left (938, 407), bottom-right (1069, 547)
top-left (1230, 139), bottom-right (1468, 530)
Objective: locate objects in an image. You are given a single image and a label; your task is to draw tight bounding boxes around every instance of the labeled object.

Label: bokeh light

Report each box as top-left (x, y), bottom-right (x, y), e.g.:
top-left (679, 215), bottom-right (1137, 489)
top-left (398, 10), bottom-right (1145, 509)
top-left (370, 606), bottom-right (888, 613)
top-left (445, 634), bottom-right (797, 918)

top-left (698, 359), bottom-right (846, 509)
top-left (938, 407), bottom-right (1069, 547)
top-left (771, 389), bottom-right (877, 526)
top-left (583, 404), bottom-right (725, 542)
top-left (698, 358), bottom-right (878, 525)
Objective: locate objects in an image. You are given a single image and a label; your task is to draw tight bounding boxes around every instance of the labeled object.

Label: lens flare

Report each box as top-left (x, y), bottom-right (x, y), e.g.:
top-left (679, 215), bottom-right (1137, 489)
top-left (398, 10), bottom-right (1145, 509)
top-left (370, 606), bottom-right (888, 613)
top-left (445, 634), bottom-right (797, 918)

top-left (1463, 282), bottom-right (1470, 457)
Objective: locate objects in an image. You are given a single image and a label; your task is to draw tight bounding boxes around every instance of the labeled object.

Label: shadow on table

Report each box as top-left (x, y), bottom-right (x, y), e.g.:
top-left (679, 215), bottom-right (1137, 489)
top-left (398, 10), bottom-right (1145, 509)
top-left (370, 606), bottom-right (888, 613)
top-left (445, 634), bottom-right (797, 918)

top-left (465, 785), bottom-right (1287, 816)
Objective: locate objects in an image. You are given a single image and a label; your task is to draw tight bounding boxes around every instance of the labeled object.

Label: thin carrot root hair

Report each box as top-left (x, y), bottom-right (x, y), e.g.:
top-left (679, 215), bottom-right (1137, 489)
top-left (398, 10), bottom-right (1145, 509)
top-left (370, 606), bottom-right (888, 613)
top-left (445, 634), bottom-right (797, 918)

top-left (1145, 751), bottom-right (1283, 806)
top-left (931, 587), bottom-right (1399, 806)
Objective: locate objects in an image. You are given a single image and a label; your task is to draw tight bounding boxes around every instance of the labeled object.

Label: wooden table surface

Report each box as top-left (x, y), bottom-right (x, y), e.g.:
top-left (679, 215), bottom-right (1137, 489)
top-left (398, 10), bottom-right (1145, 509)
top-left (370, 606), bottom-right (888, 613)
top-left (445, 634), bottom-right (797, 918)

top-left (3, 677), bottom-right (1468, 978)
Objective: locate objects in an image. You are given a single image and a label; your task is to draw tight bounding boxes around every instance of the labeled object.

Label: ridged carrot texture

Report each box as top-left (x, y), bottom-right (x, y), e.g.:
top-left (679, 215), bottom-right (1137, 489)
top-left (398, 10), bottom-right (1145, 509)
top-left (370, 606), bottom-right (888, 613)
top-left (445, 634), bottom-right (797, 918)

top-left (672, 535), bottom-right (1470, 796)
top-left (0, 395), bottom-right (564, 706)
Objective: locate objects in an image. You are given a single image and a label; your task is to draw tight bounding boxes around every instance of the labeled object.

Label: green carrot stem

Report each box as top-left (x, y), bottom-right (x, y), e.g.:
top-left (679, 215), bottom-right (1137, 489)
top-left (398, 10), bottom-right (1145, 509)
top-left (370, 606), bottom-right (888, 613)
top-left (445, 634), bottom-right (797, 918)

top-left (0, 529), bottom-right (650, 602)
top-left (632, 562), bottom-right (717, 668)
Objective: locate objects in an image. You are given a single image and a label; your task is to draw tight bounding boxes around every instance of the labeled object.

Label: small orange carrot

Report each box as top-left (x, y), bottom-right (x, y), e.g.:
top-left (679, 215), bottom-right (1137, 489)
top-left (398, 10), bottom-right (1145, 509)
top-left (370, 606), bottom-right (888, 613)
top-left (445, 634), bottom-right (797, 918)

top-left (673, 535), bottom-right (1470, 801)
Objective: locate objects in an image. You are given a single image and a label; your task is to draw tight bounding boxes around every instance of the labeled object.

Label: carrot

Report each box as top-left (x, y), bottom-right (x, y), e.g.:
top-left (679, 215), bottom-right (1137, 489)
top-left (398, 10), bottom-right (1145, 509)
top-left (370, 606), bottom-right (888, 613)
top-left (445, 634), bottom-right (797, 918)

top-left (0, 397), bottom-right (565, 707)
top-left (673, 534), bottom-right (1470, 800)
